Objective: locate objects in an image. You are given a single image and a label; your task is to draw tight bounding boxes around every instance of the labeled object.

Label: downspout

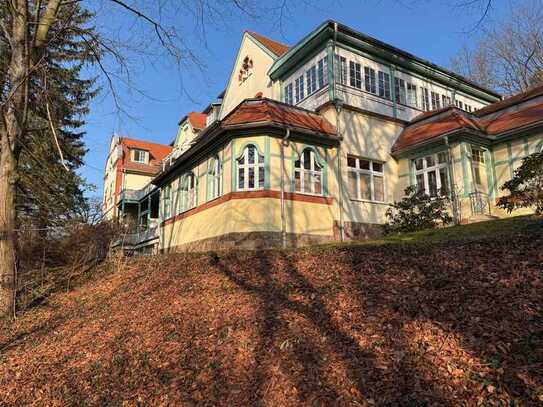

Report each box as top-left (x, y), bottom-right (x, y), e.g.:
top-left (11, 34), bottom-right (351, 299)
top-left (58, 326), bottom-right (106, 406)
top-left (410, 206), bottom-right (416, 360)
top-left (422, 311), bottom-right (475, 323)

top-left (280, 128), bottom-right (291, 249)
top-left (444, 136), bottom-right (460, 224)
top-left (335, 101), bottom-right (345, 241)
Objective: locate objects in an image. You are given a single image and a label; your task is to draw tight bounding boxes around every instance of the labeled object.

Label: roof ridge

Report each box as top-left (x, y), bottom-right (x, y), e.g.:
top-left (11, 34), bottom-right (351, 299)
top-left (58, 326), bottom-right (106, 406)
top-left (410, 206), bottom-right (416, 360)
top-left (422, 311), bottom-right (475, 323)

top-left (246, 31), bottom-right (289, 57)
top-left (475, 83), bottom-right (543, 117)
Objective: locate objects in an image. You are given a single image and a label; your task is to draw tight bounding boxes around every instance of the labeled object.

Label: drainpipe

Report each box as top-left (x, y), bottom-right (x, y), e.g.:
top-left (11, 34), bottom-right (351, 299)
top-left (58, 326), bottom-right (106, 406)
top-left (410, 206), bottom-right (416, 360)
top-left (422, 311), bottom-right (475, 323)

top-left (334, 100), bottom-right (345, 241)
top-left (280, 128), bottom-right (291, 249)
top-left (444, 136), bottom-right (460, 224)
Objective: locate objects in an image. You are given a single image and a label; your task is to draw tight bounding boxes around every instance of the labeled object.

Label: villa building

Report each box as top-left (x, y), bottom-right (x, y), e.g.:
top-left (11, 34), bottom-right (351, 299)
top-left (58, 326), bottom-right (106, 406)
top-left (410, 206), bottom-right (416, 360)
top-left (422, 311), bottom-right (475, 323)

top-left (103, 21), bottom-right (543, 253)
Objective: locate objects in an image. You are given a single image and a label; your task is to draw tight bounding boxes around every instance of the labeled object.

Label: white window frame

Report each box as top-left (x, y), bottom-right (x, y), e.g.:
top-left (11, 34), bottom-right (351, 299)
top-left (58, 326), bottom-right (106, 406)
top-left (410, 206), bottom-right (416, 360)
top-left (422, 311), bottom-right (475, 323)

top-left (378, 71), bottom-right (391, 99)
top-left (431, 91), bottom-right (441, 110)
top-left (306, 66), bottom-right (317, 95)
top-left (294, 74), bottom-right (304, 103)
top-left (317, 57), bottom-right (328, 89)
top-left (284, 83), bottom-right (293, 105)
top-left (334, 54), bottom-right (347, 85)
top-left (178, 172), bottom-right (197, 213)
top-left (421, 87), bottom-right (430, 111)
top-left (237, 145), bottom-right (265, 191)
top-left (294, 148), bottom-right (324, 196)
top-left (407, 83), bottom-right (418, 108)
top-left (208, 156), bottom-right (222, 200)
top-left (394, 77), bottom-right (406, 105)
top-left (347, 156), bottom-right (385, 203)
top-left (364, 67), bottom-right (376, 94)
top-left (350, 61), bottom-right (362, 89)
top-left (162, 184), bottom-right (172, 219)
top-left (132, 149), bottom-right (147, 164)
top-left (413, 152), bottom-right (449, 197)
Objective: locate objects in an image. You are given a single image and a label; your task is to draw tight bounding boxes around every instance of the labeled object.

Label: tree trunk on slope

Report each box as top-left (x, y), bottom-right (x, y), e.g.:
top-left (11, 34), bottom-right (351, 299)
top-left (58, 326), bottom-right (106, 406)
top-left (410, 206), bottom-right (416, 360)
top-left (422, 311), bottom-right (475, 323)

top-left (0, 0), bottom-right (28, 317)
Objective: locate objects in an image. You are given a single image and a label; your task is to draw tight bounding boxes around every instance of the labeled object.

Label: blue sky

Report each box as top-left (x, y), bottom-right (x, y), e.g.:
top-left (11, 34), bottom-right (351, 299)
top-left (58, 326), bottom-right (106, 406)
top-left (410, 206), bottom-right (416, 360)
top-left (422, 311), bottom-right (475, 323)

top-left (80, 0), bottom-right (512, 197)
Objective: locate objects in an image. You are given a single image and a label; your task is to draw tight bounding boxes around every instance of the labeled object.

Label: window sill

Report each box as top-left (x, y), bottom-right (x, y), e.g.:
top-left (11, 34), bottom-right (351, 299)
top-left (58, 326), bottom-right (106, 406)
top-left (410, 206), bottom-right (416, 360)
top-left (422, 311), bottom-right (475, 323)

top-left (294, 191), bottom-right (325, 198)
top-left (349, 197), bottom-right (389, 205)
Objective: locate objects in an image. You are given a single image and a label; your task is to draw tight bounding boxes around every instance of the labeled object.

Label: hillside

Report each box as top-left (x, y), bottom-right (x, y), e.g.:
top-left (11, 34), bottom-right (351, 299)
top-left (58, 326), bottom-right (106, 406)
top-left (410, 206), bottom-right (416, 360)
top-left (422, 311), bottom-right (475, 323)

top-left (1, 217), bottom-right (542, 406)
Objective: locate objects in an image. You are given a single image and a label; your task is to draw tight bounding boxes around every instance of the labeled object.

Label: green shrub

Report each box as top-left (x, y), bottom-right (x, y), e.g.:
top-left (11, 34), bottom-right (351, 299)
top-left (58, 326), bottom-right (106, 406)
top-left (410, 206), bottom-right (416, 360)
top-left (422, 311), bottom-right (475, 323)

top-left (385, 185), bottom-right (453, 234)
top-left (497, 151), bottom-right (543, 215)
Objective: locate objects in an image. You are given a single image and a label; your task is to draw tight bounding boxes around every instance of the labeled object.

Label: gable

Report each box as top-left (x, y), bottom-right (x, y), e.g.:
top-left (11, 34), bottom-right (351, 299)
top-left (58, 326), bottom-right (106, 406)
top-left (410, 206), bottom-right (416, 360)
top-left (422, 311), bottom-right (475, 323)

top-left (219, 33), bottom-right (277, 120)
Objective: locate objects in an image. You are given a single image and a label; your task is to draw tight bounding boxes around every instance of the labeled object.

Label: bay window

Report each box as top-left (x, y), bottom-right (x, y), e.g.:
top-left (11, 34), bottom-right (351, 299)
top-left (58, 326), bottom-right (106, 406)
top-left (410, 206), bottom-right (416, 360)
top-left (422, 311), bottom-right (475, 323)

top-left (349, 61), bottom-right (362, 89)
top-left (306, 66), bottom-right (317, 95)
top-left (364, 67), bottom-right (376, 94)
top-left (334, 54), bottom-right (347, 85)
top-left (378, 71), bottom-right (391, 99)
top-left (284, 83), bottom-right (293, 105)
top-left (317, 57), bottom-right (328, 89)
top-left (294, 75), bottom-right (304, 103)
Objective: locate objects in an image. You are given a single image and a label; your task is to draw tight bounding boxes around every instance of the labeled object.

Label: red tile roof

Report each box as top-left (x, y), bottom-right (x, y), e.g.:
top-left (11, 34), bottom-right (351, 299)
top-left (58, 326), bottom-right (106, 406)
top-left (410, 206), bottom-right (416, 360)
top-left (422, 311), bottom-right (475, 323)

top-left (393, 93), bottom-right (543, 153)
top-left (392, 108), bottom-right (482, 152)
top-left (120, 137), bottom-right (172, 173)
top-left (246, 31), bottom-right (289, 57)
top-left (222, 98), bottom-right (336, 136)
top-left (475, 83), bottom-right (543, 116)
top-left (480, 102), bottom-right (543, 135)
top-left (187, 112), bottom-right (207, 130)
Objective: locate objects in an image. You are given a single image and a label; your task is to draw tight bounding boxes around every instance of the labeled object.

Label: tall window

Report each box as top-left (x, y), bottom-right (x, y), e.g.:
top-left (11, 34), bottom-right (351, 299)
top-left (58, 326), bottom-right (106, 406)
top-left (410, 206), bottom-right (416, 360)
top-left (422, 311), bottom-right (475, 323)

top-left (407, 83), bottom-right (417, 107)
top-left (208, 156), bottom-right (222, 200)
top-left (294, 75), bottom-right (304, 103)
top-left (347, 156), bottom-right (385, 202)
top-left (317, 57), bottom-right (328, 89)
top-left (284, 83), bottom-right (293, 105)
top-left (334, 54), bottom-right (347, 85)
top-left (364, 67), bottom-right (376, 94)
top-left (133, 149), bottom-right (147, 163)
top-left (349, 61), bottom-right (362, 89)
top-left (471, 147), bottom-right (485, 188)
top-left (394, 77), bottom-right (406, 105)
top-left (306, 65), bottom-right (317, 95)
top-left (378, 71), bottom-right (391, 99)
top-left (421, 87), bottom-right (430, 111)
top-left (413, 152), bottom-right (449, 197)
top-left (294, 149), bottom-right (323, 195)
top-left (179, 173), bottom-right (197, 212)
top-left (237, 145), bottom-right (265, 190)
top-left (431, 91), bottom-right (441, 110)
top-left (162, 184), bottom-right (172, 219)
top-left (442, 94), bottom-right (452, 107)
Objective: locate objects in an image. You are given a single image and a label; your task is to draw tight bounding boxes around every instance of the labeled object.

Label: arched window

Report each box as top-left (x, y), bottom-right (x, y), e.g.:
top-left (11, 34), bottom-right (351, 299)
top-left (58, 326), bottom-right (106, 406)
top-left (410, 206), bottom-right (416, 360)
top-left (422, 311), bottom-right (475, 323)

top-left (237, 145), bottom-right (265, 190)
top-left (295, 148), bottom-right (323, 195)
top-left (178, 172), bottom-right (197, 213)
top-left (208, 156), bottom-right (222, 200)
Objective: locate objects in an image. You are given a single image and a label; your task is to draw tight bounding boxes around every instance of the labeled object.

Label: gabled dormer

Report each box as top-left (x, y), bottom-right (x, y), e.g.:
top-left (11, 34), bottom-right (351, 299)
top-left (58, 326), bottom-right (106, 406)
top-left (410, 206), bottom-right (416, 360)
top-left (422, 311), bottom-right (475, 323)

top-left (173, 112), bottom-right (207, 152)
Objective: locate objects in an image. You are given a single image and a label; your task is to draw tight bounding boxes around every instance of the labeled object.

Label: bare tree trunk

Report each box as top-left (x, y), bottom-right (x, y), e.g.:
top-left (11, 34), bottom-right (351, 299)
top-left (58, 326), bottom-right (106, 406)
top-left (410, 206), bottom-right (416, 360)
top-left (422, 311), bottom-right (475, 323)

top-left (0, 0), bottom-right (28, 317)
top-left (0, 129), bottom-right (18, 317)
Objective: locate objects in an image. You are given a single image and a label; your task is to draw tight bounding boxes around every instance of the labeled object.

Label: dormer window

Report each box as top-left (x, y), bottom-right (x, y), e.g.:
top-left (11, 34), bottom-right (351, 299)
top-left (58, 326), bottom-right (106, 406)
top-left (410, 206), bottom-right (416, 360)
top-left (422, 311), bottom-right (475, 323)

top-left (132, 148), bottom-right (147, 164)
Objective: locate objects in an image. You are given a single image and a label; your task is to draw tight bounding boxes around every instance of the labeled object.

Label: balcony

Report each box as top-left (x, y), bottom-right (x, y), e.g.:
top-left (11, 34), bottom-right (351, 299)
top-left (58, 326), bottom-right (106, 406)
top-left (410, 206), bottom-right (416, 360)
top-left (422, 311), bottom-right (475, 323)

top-left (119, 183), bottom-right (157, 203)
top-left (112, 220), bottom-right (159, 251)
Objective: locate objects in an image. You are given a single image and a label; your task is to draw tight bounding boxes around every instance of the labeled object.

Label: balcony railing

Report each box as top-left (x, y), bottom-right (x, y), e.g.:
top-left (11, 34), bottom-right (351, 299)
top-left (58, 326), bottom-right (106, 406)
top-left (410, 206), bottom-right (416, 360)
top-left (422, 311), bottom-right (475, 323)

top-left (119, 183), bottom-right (157, 203)
top-left (113, 220), bottom-right (159, 248)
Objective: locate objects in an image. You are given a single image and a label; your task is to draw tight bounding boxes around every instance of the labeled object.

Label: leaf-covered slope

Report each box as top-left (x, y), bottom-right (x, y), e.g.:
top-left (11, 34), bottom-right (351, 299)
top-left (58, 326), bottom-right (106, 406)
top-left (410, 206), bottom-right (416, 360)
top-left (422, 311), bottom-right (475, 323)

top-left (1, 226), bottom-right (542, 405)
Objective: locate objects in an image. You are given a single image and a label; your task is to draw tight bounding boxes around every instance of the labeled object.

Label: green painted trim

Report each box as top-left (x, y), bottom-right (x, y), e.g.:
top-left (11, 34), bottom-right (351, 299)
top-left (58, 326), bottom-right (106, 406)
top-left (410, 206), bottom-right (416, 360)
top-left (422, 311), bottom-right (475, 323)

top-left (484, 150), bottom-right (496, 197)
top-left (234, 140), bottom-right (266, 161)
top-left (327, 40), bottom-right (335, 102)
top-left (230, 139), bottom-right (236, 192)
top-left (536, 139), bottom-right (543, 153)
top-left (507, 142), bottom-right (514, 178)
top-left (323, 149), bottom-right (329, 196)
top-left (264, 136), bottom-right (271, 189)
top-left (460, 142), bottom-right (471, 197)
top-left (523, 138), bottom-right (530, 157)
top-left (389, 64), bottom-right (397, 119)
top-left (487, 149), bottom-right (497, 198)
